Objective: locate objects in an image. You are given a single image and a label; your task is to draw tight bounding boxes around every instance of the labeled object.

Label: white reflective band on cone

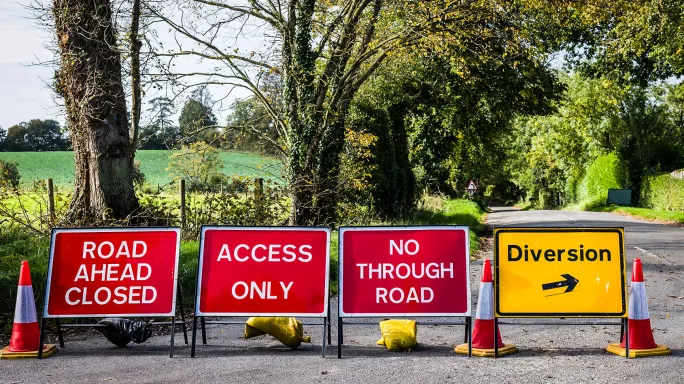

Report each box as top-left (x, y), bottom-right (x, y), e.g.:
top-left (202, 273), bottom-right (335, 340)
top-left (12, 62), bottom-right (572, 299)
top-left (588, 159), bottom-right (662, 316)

top-left (476, 282), bottom-right (494, 320)
top-left (13, 285), bottom-right (38, 323)
top-left (628, 282), bottom-right (650, 320)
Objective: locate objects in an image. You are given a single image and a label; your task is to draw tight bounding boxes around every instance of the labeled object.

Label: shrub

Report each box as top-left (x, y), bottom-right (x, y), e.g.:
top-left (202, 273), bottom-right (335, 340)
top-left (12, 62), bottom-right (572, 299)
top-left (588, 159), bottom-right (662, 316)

top-left (577, 153), bottom-right (627, 205)
top-left (640, 172), bottom-right (684, 211)
top-left (167, 142), bottom-right (224, 191)
top-left (0, 160), bottom-right (20, 189)
top-left (133, 161), bottom-right (146, 187)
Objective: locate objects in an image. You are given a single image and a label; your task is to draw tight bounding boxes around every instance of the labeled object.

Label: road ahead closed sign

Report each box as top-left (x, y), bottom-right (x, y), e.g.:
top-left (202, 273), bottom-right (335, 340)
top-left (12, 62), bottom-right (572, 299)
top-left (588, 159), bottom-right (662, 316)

top-left (44, 228), bottom-right (180, 318)
top-left (340, 226), bottom-right (470, 317)
top-left (495, 228), bottom-right (626, 318)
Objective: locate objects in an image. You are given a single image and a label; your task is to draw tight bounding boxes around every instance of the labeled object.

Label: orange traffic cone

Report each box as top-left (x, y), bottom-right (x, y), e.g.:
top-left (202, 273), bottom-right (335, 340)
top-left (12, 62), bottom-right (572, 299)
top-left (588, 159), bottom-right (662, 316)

top-left (607, 258), bottom-right (670, 357)
top-left (455, 259), bottom-right (516, 357)
top-left (0, 261), bottom-right (57, 359)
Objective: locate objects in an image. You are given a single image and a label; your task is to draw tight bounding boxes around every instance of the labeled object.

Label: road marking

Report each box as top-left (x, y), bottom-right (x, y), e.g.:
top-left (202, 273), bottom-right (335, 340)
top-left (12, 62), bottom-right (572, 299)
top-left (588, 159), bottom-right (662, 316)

top-left (634, 246), bottom-right (659, 259)
top-left (558, 213), bottom-right (576, 221)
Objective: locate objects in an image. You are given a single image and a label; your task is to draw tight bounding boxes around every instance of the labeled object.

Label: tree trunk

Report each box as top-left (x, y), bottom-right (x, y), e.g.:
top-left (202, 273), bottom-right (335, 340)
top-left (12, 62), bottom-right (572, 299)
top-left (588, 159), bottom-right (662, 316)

top-left (129, 0), bottom-right (142, 150)
top-left (54, 0), bottom-right (139, 222)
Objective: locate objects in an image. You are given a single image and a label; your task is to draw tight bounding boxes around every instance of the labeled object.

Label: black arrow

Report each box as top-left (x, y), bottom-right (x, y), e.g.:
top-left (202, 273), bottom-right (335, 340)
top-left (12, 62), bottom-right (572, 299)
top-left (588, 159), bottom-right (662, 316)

top-left (541, 274), bottom-right (579, 293)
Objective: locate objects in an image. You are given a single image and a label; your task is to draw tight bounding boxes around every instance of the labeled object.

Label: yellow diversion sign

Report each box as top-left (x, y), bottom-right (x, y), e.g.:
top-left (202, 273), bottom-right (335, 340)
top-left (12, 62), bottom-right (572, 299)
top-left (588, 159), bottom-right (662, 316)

top-left (495, 228), bottom-right (626, 318)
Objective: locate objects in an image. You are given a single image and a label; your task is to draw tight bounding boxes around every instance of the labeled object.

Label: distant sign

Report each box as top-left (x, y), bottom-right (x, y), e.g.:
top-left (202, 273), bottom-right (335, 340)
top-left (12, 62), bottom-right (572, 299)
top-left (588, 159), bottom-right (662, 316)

top-left (196, 226), bottom-right (330, 317)
top-left (339, 226), bottom-right (470, 317)
top-left (467, 180), bottom-right (478, 191)
top-left (495, 228), bottom-right (626, 318)
top-left (44, 228), bottom-right (180, 318)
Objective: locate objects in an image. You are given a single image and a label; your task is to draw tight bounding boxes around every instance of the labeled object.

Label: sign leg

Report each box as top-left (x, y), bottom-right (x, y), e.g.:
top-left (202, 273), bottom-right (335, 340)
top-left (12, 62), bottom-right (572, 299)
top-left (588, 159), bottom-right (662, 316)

top-left (494, 317), bottom-right (499, 358)
top-left (170, 316), bottom-right (176, 358)
top-left (322, 317), bottom-right (327, 358)
top-left (625, 318), bottom-right (630, 359)
top-left (463, 318), bottom-right (468, 343)
top-left (201, 317), bottom-right (207, 345)
top-left (177, 282), bottom-right (188, 344)
top-left (191, 316), bottom-right (198, 358)
top-left (55, 318), bottom-right (65, 348)
top-left (337, 318), bottom-right (343, 359)
top-left (467, 316), bottom-right (472, 358)
top-left (327, 304), bottom-right (331, 346)
top-left (38, 318), bottom-right (47, 359)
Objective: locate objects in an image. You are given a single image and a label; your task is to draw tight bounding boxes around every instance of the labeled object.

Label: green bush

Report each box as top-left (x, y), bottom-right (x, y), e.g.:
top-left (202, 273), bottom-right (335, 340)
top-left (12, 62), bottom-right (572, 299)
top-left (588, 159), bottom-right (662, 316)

top-left (0, 160), bottom-right (20, 189)
top-left (577, 153), bottom-right (627, 205)
top-left (640, 172), bottom-right (684, 211)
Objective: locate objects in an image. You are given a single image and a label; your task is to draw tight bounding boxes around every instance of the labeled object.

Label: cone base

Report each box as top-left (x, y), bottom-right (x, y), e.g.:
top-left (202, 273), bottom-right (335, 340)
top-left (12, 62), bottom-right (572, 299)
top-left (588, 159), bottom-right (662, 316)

top-left (454, 343), bottom-right (517, 357)
top-left (606, 343), bottom-right (670, 358)
top-left (0, 344), bottom-right (58, 359)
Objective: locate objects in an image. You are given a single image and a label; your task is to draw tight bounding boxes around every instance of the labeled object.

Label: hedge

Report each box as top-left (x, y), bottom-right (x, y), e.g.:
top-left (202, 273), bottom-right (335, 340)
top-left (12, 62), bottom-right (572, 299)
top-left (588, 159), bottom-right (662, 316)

top-left (640, 172), bottom-right (684, 211)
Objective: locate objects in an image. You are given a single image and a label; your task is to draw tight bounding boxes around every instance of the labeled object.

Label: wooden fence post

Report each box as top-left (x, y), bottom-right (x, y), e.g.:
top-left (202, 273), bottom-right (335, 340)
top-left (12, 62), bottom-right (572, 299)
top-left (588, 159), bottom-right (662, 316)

top-left (179, 179), bottom-right (186, 230)
top-left (254, 178), bottom-right (264, 224)
top-left (47, 178), bottom-right (55, 224)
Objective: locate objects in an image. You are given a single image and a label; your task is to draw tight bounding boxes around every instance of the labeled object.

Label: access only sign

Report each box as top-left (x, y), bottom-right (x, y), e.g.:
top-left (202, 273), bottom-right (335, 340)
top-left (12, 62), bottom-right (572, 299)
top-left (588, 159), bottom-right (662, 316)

top-left (196, 226), bottom-right (330, 317)
top-left (495, 227), bottom-right (626, 318)
top-left (44, 228), bottom-right (181, 318)
top-left (339, 226), bottom-right (471, 317)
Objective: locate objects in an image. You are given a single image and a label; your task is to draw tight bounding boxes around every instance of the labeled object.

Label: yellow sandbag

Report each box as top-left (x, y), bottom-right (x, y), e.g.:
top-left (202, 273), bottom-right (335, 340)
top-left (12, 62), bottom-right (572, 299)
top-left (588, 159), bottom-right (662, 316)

top-left (244, 317), bottom-right (312, 349)
top-left (376, 319), bottom-right (417, 351)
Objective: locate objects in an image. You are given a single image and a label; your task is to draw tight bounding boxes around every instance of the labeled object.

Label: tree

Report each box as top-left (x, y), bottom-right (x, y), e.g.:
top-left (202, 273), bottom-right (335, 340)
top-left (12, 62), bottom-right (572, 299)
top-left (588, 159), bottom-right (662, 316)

top-left (224, 97), bottom-right (279, 154)
top-left (53, 0), bottom-right (139, 221)
top-left (178, 88), bottom-right (218, 145)
top-left (147, 97), bottom-right (175, 130)
top-left (2, 120), bottom-right (70, 151)
top-left (0, 126), bottom-right (6, 150)
top-left (148, 0), bottom-right (550, 225)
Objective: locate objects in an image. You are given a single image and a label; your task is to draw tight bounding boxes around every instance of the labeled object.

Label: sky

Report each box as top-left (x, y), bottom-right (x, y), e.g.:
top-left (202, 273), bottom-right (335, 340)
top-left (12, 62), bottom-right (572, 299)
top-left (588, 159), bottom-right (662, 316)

top-left (0, 0), bottom-right (59, 128)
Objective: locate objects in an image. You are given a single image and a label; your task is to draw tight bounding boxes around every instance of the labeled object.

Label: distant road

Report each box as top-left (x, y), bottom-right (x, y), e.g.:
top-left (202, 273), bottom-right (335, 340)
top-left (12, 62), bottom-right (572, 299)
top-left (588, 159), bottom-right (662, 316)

top-left (1, 207), bottom-right (682, 383)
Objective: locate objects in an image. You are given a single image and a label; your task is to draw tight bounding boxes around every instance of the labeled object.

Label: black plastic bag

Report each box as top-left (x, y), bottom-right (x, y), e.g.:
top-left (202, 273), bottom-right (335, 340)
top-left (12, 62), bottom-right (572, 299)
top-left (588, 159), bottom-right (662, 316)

top-left (96, 318), bottom-right (153, 347)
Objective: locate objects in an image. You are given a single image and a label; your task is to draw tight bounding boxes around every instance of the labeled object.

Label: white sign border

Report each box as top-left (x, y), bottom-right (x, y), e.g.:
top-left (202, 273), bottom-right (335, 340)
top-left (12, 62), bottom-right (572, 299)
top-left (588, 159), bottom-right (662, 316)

top-left (339, 225), bottom-right (471, 318)
top-left (43, 227), bottom-right (181, 318)
top-left (195, 226), bottom-right (331, 318)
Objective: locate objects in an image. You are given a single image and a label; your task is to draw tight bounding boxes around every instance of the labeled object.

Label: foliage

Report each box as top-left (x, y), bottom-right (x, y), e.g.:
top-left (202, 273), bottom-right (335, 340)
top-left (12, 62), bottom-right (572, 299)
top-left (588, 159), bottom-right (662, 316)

top-left (223, 95), bottom-right (281, 156)
top-left (557, 0), bottom-right (684, 85)
top-left (1, 120), bottom-right (70, 152)
top-left (139, 97), bottom-right (180, 150)
top-left (182, 178), bottom-right (289, 239)
top-left (167, 143), bottom-right (224, 191)
top-left (0, 229), bottom-right (51, 333)
top-left (640, 173), bottom-right (684, 211)
top-left (178, 89), bottom-right (218, 145)
top-left (577, 153), bottom-right (627, 206)
top-left (0, 160), bottom-right (20, 189)
top-left (508, 73), bottom-right (684, 208)
top-left (132, 161), bottom-right (146, 187)
top-left (148, 0), bottom-right (566, 226)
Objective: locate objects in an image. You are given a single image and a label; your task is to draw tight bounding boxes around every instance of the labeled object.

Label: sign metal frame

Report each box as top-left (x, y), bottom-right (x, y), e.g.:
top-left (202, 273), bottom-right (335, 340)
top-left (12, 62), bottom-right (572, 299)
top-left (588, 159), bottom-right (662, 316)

top-left (337, 225), bottom-right (472, 358)
top-left (191, 225), bottom-right (332, 358)
top-left (38, 227), bottom-right (187, 358)
top-left (492, 226), bottom-right (630, 358)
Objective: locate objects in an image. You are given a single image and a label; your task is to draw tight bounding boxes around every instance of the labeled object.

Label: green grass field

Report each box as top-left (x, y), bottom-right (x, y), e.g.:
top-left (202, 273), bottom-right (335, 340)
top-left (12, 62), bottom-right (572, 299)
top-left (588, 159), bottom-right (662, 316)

top-left (0, 150), bottom-right (283, 188)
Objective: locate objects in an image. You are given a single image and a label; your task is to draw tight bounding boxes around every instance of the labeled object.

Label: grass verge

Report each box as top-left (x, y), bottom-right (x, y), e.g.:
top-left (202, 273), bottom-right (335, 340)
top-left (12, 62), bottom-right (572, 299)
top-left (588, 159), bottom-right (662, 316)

top-left (589, 205), bottom-right (684, 225)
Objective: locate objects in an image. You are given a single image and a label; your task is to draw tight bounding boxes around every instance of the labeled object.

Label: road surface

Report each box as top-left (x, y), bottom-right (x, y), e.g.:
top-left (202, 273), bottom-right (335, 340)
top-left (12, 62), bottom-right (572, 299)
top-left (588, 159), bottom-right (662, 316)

top-left (1, 207), bottom-right (682, 383)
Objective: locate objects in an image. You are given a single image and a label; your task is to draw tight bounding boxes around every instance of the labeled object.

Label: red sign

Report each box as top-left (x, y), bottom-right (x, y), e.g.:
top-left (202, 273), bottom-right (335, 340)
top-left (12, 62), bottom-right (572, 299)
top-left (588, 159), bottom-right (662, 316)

top-left (340, 227), bottom-right (470, 317)
top-left (44, 228), bottom-right (180, 318)
top-left (196, 227), bottom-right (330, 317)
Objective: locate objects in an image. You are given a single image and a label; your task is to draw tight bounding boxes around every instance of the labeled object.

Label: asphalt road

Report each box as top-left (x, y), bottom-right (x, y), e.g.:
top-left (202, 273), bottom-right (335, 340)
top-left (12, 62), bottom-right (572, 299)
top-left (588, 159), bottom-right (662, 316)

top-left (2, 208), bottom-right (683, 383)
